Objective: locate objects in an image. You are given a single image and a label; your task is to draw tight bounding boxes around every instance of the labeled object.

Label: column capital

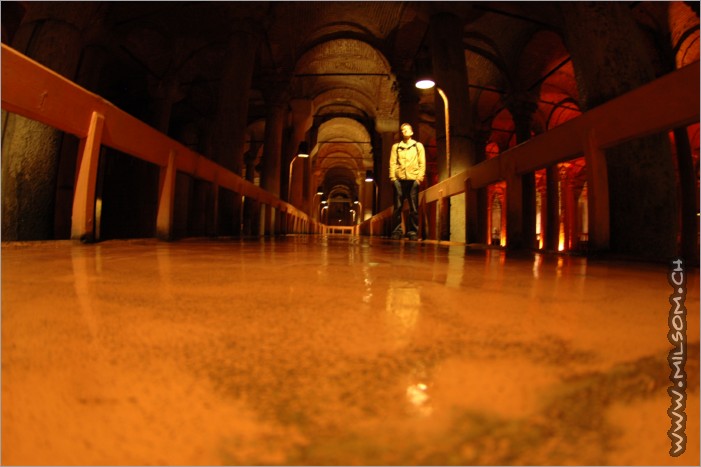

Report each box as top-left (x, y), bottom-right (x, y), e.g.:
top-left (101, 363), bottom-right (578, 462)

top-left (505, 92), bottom-right (539, 121)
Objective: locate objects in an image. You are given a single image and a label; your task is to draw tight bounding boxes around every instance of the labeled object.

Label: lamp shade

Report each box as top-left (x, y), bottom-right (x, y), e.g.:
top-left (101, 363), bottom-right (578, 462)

top-left (365, 170), bottom-right (374, 182)
top-left (316, 186), bottom-right (324, 195)
top-left (415, 78), bottom-right (435, 90)
top-left (297, 141), bottom-right (310, 157)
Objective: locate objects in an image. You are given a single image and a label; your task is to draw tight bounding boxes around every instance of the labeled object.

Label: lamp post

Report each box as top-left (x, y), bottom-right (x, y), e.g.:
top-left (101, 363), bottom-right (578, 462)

top-left (288, 142), bottom-right (310, 203)
top-left (416, 76), bottom-right (451, 241)
top-left (415, 79), bottom-right (450, 178)
top-left (365, 170), bottom-right (379, 214)
top-left (312, 186), bottom-right (324, 222)
top-left (353, 198), bottom-right (363, 224)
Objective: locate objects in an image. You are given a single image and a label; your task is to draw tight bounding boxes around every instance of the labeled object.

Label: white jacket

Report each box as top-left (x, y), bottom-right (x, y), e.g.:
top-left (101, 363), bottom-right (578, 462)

top-left (389, 139), bottom-right (425, 182)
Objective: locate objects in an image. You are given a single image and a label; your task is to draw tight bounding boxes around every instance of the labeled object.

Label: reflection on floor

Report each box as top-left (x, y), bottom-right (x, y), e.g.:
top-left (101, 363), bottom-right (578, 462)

top-left (2, 236), bottom-right (699, 465)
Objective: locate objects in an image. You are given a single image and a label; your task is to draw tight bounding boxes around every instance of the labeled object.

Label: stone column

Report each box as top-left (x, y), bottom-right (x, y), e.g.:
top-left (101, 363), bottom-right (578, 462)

top-left (2, 3), bottom-right (103, 240)
top-left (673, 128), bottom-right (699, 261)
top-left (148, 74), bottom-right (185, 135)
top-left (397, 75), bottom-right (420, 134)
top-left (376, 118), bottom-right (399, 212)
top-left (560, 2), bottom-right (678, 260)
top-left (428, 11), bottom-right (477, 243)
top-left (260, 91), bottom-right (288, 197)
top-left (210, 28), bottom-right (260, 236)
top-left (545, 166), bottom-right (560, 251)
top-left (209, 29), bottom-right (259, 174)
top-left (260, 88), bottom-right (289, 234)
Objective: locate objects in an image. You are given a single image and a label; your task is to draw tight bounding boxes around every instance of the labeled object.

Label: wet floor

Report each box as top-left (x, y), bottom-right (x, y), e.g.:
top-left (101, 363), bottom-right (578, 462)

top-left (2, 235), bottom-right (699, 465)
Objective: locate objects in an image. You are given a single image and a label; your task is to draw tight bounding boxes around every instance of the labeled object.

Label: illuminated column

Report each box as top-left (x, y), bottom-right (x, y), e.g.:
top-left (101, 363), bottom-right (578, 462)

top-left (563, 175), bottom-right (576, 251)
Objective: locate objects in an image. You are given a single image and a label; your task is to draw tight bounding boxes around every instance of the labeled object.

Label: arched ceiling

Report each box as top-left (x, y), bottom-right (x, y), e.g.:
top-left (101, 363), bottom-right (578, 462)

top-left (16, 1), bottom-right (696, 195)
top-left (290, 37), bottom-right (396, 192)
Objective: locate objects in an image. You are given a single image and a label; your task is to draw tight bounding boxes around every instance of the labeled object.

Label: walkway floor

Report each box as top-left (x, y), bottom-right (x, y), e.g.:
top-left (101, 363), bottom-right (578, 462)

top-left (2, 236), bottom-right (699, 465)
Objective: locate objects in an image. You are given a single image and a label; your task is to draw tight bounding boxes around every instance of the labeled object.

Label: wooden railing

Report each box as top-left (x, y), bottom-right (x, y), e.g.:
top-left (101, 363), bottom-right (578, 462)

top-left (2, 43), bottom-right (698, 245)
top-left (1, 44), bottom-right (321, 241)
top-left (361, 62), bottom-right (700, 249)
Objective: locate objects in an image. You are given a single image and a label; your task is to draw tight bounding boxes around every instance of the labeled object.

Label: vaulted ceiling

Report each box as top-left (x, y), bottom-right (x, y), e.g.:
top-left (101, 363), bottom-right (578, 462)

top-left (6, 1), bottom-right (698, 199)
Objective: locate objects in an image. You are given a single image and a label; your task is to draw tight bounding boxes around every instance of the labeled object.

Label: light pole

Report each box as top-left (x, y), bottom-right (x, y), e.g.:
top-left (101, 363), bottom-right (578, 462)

top-left (352, 198), bottom-right (363, 224)
top-left (416, 76), bottom-right (451, 241)
top-left (365, 170), bottom-right (379, 214)
top-left (287, 142), bottom-right (310, 203)
top-left (312, 186), bottom-right (324, 222)
top-left (415, 79), bottom-right (450, 177)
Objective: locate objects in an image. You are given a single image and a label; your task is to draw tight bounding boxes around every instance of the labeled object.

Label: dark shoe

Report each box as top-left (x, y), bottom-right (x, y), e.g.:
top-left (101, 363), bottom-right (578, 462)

top-left (407, 233), bottom-right (418, 241)
top-left (391, 232), bottom-right (403, 240)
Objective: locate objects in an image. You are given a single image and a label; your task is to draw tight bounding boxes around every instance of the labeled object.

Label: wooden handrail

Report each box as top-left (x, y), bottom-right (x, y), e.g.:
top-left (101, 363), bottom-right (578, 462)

top-left (2, 43), bottom-right (697, 243)
top-left (1, 43), bottom-right (312, 239)
top-left (362, 62), bottom-right (700, 241)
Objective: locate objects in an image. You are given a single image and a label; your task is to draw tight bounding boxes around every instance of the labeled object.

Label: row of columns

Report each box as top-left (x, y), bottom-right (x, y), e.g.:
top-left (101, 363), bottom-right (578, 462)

top-left (411, 2), bottom-right (691, 261)
top-left (1, 3), bottom-right (319, 240)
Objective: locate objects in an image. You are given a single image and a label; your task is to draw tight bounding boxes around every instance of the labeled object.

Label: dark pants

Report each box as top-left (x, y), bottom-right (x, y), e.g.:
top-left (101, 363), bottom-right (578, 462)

top-left (392, 179), bottom-right (419, 237)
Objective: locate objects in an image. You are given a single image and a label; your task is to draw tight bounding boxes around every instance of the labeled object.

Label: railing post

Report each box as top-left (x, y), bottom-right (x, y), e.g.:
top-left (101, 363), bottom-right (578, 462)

top-left (465, 178), bottom-right (478, 245)
top-left (438, 190), bottom-right (449, 241)
top-left (71, 111), bottom-right (104, 242)
top-left (157, 150), bottom-right (177, 241)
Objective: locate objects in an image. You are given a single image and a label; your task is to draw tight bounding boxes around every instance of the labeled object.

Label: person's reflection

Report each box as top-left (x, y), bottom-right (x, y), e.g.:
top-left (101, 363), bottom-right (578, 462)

top-left (385, 281), bottom-right (421, 348)
top-left (385, 281), bottom-right (433, 416)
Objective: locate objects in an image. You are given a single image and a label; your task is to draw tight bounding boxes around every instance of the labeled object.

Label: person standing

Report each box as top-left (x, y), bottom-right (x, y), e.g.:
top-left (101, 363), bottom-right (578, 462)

top-left (389, 123), bottom-right (425, 240)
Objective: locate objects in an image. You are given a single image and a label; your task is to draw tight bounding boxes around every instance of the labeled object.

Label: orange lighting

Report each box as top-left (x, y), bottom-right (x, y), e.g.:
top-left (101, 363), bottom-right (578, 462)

top-left (558, 223), bottom-right (566, 251)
